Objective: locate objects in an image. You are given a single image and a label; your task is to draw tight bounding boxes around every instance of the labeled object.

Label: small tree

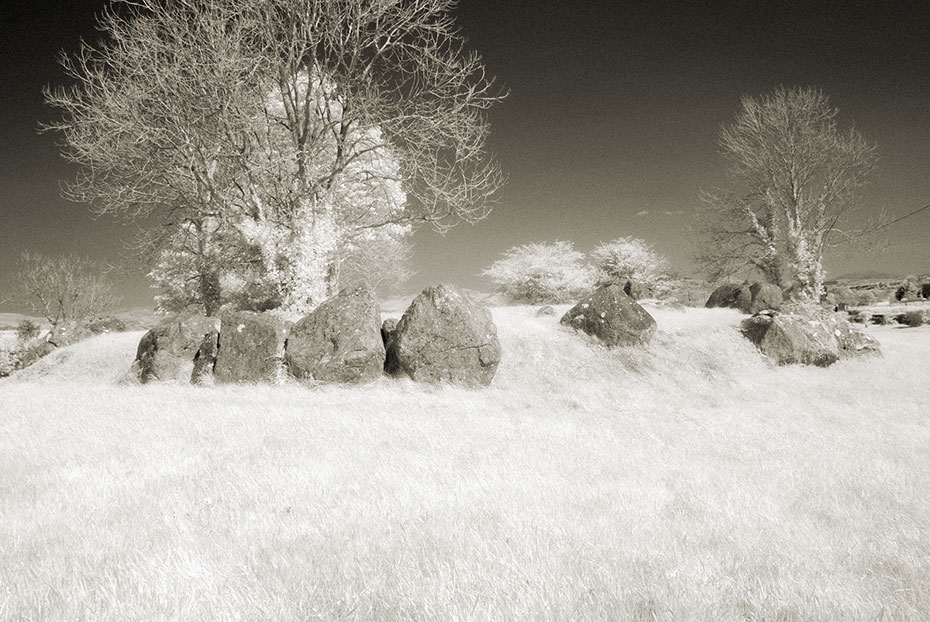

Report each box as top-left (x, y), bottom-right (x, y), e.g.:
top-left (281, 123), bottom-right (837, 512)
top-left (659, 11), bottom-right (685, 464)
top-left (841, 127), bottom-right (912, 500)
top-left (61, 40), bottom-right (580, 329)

top-left (16, 319), bottom-right (41, 342)
top-left (895, 280), bottom-right (917, 302)
top-left (697, 87), bottom-right (877, 302)
top-left (15, 252), bottom-right (120, 326)
top-left (590, 236), bottom-right (670, 296)
top-left (482, 241), bottom-right (595, 304)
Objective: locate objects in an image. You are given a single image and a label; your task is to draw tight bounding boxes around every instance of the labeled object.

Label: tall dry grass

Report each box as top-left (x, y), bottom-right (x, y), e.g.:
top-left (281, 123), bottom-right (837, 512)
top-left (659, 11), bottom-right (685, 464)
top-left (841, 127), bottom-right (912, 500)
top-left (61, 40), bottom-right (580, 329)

top-left (1, 306), bottom-right (928, 621)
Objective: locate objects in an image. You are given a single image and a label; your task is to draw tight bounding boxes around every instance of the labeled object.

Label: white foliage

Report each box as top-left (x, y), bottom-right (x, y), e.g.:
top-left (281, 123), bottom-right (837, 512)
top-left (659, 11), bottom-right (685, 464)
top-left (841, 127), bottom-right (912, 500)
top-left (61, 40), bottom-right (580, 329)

top-left (236, 70), bottom-right (409, 314)
top-left (482, 241), bottom-right (595, 304)
top-left (590, 236), bottom-right (671, 294)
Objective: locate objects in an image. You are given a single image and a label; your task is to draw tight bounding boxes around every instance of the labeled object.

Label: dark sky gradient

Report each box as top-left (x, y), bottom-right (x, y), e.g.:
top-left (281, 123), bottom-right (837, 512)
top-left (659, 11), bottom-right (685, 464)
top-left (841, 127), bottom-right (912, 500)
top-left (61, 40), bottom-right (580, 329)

top-left (2, 1), bottom-right (929, 311)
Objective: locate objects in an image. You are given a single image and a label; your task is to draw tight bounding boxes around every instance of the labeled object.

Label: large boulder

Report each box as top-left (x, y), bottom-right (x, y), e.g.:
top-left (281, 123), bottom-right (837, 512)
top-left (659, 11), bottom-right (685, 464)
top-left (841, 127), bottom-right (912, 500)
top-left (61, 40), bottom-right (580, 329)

top-left (214, 311), bottom-right (288, 384)
top-left (740, 311), bottom-right (839, 367)
top-left (742, 282), bottom-right (783, 314)
top-left (285, 288), bottom-right (385, 383)
top-left (133, 314), bottom-right (220, 383)
top-left (386, 284), bottom-right (501, 385)
top-left (705, 283), bottom-right (748, 309)
top-left (560, 283), bottom-right (657, 347)
top-left (833, 318), bottom-right (882, 359)
top-left (740, 310), bottom-right (881, 367)
top-left (706, 281), bottom-right (783, 314)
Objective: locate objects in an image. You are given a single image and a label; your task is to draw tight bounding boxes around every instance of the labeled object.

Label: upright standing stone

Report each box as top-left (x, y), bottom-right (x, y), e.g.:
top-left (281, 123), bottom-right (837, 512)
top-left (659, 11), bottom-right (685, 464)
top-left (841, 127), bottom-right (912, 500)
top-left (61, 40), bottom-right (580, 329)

top-left (132, 314), bottom-right (220, 383)
top-left (387, 284), bottom-right (501, 386)
top-left (214, 311), bottom-right (288, 384)
top-left (285, 288), bottom-right (385, 383)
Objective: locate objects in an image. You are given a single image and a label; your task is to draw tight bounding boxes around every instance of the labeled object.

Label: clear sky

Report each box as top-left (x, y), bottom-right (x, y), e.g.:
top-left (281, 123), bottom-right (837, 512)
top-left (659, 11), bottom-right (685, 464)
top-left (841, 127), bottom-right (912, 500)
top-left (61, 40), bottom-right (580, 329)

top-left (2, 1), bottom-right (929, 312)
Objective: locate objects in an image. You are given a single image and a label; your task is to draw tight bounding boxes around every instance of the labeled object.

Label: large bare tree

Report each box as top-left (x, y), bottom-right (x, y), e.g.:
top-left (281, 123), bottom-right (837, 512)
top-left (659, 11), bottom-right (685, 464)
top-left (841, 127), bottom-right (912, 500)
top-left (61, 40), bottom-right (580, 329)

top-left (45, 0), bottom-right (504, 314)
top-left (697, 87), bottom-right (877, 302)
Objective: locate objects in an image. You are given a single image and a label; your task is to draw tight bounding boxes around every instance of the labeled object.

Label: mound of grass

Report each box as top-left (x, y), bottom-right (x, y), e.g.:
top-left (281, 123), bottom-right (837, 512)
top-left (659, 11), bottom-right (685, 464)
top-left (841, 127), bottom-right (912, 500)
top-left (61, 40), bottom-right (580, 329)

top-left (1, 307), bottom-right (929, 620)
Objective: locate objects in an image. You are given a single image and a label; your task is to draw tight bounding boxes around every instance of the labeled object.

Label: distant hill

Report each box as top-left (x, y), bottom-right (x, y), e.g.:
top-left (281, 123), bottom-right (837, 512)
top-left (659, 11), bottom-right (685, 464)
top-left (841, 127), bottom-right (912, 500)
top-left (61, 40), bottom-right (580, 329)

top-left (832, 270), bottom-right (897, 280)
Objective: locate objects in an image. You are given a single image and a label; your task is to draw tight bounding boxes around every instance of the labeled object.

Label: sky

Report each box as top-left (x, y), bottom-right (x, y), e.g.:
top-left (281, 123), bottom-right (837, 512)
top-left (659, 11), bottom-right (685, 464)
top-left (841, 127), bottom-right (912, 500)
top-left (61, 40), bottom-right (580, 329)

top-left (1, 1), bottom-right (929, 312)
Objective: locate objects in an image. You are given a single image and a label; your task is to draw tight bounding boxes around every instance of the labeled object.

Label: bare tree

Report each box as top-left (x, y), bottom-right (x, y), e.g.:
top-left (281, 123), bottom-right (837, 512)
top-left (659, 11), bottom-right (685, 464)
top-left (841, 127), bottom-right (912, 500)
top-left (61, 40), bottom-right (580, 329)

top-left (45, 0), bottom-right (505, 314)
top-left (15, 252), bottom-right (121, 326)
top-left (697, 87), bottom-right (877, 302)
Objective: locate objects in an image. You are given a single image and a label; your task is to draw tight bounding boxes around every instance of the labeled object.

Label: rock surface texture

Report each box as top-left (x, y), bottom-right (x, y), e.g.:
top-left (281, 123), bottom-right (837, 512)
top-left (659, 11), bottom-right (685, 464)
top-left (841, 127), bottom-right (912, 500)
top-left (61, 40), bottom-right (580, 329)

top-left (560, 283), bottom-right (657, 347)
top-left (707, 282), bottom-right (782, 314)
top-left (705, 283), bottom-right (747, 309)
top-left (286, 288), bottom-right (385, 383)
top-left (387, 284), bottom-right (501, 385)
top-left (190, 328), bottom-right (220, 385)
top-left (214, 311), bottom-right (288, 384)
top-left (740, 309), bottom-right (880, 367)
top-left (742, 282), bottom-right (783, 314)
top-left (133, 314), bottom-right (220, 383)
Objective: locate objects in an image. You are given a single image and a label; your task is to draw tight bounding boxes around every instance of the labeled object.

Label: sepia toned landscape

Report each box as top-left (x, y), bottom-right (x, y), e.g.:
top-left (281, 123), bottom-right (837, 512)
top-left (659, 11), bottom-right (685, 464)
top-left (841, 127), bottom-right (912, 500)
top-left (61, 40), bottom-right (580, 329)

top-left (2, 302), bottom-right (929, 620)
top-left (2, 0), bottom-right (929, 620)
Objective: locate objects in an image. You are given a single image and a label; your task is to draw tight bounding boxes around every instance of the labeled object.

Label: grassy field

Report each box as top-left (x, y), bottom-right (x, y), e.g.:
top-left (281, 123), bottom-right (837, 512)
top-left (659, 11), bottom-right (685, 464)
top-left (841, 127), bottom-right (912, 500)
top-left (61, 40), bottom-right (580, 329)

top-left (1, 306), bottom-right (929, 621)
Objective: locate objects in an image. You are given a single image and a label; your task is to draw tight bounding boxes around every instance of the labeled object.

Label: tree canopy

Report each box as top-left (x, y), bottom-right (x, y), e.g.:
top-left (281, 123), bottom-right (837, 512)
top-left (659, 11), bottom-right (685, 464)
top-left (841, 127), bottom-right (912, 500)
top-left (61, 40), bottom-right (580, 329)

top-left (45, 0), bottom-right (505, 314)
top-left (697, 87), bottom-right (877, 302)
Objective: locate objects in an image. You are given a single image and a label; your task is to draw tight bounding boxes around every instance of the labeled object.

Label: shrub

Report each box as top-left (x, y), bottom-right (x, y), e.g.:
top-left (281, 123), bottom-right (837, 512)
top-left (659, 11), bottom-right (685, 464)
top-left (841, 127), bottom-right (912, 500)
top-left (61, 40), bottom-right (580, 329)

top-left (590, 237), bottom-right (671, 297)
top-left (0, 347), bottom-right (15, 377)
top-left (827, 286), bottom-right (857, 307)
top-left (899, 311), bottom-right (925, 327)
top-left (482, 241), bottom-right (595, 304)
top-left (16, 319), bottom-right (41, 341)
top-left (895, 280), bottom-right (917, 301)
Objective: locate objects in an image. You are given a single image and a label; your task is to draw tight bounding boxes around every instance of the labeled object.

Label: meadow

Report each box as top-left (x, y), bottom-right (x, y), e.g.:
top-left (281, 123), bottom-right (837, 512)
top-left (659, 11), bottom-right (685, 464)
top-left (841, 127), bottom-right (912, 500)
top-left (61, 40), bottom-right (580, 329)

top-left (1, 305), bottom-right (928, 621)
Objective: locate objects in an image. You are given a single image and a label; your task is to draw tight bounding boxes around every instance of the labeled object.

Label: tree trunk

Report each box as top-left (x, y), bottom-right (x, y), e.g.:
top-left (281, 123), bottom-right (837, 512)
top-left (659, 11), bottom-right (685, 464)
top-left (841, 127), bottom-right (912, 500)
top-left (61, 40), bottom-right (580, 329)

top-left (282, 205), bottom-right (340, 314)
top-left (199, 268), bottom-right (221, 316)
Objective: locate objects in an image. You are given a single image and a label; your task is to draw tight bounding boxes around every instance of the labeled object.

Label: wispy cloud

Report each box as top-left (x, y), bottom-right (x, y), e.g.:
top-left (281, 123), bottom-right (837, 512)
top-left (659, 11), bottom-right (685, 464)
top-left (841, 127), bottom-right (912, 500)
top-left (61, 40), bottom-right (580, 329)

top-left (635, 210), bottom-right (650, 217)
top-left (664, 210), bottom-right (685, 216)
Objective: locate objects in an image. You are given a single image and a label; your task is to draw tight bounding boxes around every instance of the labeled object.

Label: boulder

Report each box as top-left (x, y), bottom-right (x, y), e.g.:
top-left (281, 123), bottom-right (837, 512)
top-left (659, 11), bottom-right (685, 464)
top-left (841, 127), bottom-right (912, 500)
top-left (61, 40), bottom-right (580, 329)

top-left (133, 314), bottom-right (220, 383)
top-left (285, 288), bottom-right (385, 383)
top-left (706, 282), bottom-right (782, 314)
top-left (214, 311), bottom-right (288, 384)
top-left (190, 328), bottom-right (220, 385)
top-left (560, 283), bottom-right (656, 347)
top-left (705, 283), bottom-right (748, 309)
top-left (740, 309), bottom-right (881, 366)
top-left (387, 284), bottom-right (501, 385)
top-left (740, 312), bottom-right (839, 367)
top-left (536, 305), bottom-right (556, 317)
top-left (833, 319), bottom-right (882, 359)
top-left (743, 282), bottom-right (783, 314)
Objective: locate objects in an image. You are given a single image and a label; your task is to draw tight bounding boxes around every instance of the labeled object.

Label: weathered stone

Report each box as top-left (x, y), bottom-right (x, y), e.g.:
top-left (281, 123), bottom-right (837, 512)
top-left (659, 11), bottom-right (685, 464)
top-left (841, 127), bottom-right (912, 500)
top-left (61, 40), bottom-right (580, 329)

top-left (387, 284), bottom-right (501, 385)
top-left (743, 282), bottom-right (783, 314)
top-left (536, 305), bottom-right (556, 317)
top-left (706, 281), bottom-right (782, 315)
top-left (706, 283), bottom-right (750, 309)
top-left (190, 328), bottom-right (220, 385)
top-left (133, 314), bottom-right (220, 383)
top-left (214, 311), bottom-right (288, 384)
top-left (285, 288), bottom-right (385, 383)
top-left (560, 283), bottom-right (657, 347)
top-left (833, 319), bottom-right (881, 359)
top-left (740, 312), bottom-right (840, 367)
